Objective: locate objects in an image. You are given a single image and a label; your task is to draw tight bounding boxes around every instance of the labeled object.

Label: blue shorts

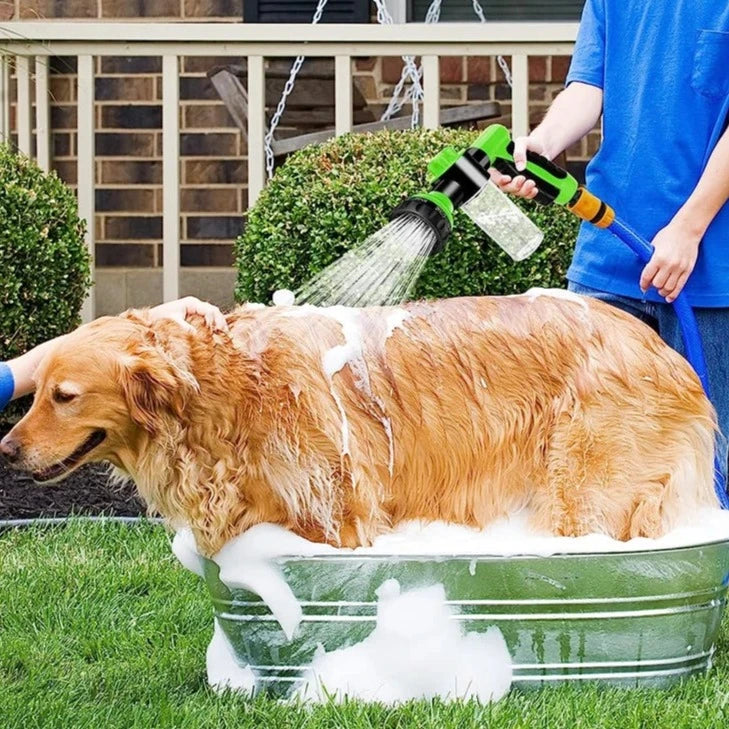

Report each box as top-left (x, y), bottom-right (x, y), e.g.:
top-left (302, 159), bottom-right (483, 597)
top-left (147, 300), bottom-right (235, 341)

top-left (568, 281), bottom-right (729, 477)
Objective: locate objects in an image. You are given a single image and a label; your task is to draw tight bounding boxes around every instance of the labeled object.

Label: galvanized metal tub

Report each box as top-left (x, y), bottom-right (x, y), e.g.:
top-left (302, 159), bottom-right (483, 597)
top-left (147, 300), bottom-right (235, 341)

top-left (202, 539), bottom-right (729, 696)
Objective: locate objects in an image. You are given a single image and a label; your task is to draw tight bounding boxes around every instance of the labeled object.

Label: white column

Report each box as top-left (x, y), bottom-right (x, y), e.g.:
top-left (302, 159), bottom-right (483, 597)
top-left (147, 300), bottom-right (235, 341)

top-left (16, 55), bottom-right (32, 156)
top-left (422, 55), bottom-right (440, 130)
top-left (35, 57), bottom-right (50, 172)
top-left (0, 55), bottom-right (8, 141)
top-left (162, 54), bottom-right (180, 303)
top-left (77, 55), bottom-right (96, 322)
top-left (334, 55), bottom-right (352, 136)
top-left (247, 55), bottom-right (266, 207)
top-left (510, 54), bottom-right (529, 139)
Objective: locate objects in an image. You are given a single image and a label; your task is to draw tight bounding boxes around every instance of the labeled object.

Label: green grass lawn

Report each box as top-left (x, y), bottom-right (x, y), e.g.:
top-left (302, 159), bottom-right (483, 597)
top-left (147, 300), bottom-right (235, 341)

top-left (2, 521), bottom-right (729, 729)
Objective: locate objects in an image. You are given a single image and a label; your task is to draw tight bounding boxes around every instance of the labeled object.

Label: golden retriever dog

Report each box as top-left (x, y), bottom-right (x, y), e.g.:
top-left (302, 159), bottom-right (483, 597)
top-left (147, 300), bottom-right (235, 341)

top-left (0, 294), bottom-right (717, 555)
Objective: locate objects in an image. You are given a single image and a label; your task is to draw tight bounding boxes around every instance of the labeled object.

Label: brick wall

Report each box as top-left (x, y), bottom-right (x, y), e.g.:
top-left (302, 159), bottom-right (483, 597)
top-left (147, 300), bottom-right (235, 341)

top-left (8, 0), bottom-right (591, 313)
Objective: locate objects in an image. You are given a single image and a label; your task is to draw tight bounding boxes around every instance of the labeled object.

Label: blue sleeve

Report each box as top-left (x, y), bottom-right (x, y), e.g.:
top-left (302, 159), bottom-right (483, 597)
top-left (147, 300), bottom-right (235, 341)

top-left (0, 362), bottom-right (14, 410)
top-left (566, 0), bottom-right (605, 90)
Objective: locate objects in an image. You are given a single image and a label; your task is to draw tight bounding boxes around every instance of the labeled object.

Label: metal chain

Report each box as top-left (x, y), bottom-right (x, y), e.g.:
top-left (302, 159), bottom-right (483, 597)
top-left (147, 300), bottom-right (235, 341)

top-left (375, 0), bottom-right (441, 127)
top-left (263, 0), bottom-right (330, 178)
top-left (264, 0), bottom-right (512, 178)
top-left (471, 0), bottom-right (513, 88)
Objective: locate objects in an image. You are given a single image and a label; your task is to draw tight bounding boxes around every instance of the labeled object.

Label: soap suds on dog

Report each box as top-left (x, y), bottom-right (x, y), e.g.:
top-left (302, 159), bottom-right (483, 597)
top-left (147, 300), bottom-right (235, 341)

top-left (524, 287), bottom-right (589, 311)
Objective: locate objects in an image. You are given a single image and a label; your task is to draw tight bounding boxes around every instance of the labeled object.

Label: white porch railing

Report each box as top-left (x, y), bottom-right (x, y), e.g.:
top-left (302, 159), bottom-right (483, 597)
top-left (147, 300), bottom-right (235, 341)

top-left (0, 21), bottom-right (577, 321)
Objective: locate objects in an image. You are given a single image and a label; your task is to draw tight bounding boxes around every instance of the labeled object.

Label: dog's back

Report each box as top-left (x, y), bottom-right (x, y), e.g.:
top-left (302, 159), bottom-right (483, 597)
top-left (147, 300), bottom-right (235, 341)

top-left (219, 294), bottom-right (716, 548)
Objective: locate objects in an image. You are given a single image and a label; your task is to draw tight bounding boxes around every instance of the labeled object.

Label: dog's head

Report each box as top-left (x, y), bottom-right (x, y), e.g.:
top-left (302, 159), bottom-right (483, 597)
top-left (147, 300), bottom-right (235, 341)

top-left (0, 313), bottom-right (198, 483)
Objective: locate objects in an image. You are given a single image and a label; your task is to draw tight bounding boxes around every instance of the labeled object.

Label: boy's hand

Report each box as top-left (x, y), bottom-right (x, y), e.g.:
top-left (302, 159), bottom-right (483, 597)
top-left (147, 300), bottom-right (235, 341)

top-left (488, 135), bottom-right (548, 201)
top-left (640, 222), bottom-right (701, 303)
top-left (149, 296), bottom-right (229, 333)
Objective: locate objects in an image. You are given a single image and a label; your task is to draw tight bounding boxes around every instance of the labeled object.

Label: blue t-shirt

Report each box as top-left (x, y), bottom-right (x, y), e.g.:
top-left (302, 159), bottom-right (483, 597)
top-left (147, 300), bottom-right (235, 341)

top-left (566, 0), bottom-right (729, 307)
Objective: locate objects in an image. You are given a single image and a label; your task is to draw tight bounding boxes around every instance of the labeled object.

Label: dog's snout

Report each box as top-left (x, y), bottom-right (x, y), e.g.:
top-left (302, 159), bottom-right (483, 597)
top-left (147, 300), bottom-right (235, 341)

top-left (0, 434), bottom-right (21, 463)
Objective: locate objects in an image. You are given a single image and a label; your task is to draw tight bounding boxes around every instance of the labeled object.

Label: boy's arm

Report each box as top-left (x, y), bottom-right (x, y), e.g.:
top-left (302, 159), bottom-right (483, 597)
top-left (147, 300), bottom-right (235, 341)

top-left (1, 296), bottom-right (228, 407)
top-left (640, 127), bottom-right (729, 302)
top-left (492, 82), bottom-right (603, 199)
top-left (493, 0), bottom-right (606, 198)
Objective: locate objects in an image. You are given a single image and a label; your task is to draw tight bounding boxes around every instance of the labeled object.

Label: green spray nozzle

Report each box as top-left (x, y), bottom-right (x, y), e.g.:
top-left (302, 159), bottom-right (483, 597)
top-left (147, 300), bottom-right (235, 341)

top-left (427, 147), bottom-right (461, 182)
top-left (471, 124), bottom-right (579, 206)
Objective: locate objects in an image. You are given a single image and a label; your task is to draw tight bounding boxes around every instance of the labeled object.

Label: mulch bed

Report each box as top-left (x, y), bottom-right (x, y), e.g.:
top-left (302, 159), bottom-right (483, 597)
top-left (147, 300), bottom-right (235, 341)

top-left (0, 420), bottom-right (145, 520)
top-left (0, 462), bottom-right (146, 520)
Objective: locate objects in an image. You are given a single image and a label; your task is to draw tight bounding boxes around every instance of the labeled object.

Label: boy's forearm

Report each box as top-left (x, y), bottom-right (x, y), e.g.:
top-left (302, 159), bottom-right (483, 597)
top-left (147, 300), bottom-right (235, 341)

top-left (672, 128), bottom-right (729, 237)
top-left (5, 337), bottom-right (63, 401)
top-left (530, 82), bottom-right (603, 159)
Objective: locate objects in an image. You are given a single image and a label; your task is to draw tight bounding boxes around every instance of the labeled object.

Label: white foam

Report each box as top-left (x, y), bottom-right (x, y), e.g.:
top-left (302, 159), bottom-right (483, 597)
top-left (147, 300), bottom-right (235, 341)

top-left (273, 289), bottom-right (295, 307)
top-left (206, 618), bottom-right (257, 695)
top-left (242, 302), bottom-right (266, 310)
top-left (385, 308), bottom-right (411, 340)
top-left (353, 507), bottom-right (729, 556)
top-left (211, 523), bottom-right (336, 640)
top-left (294, 579), bottom-right (512, 704)
top-left (524, 287), bottom-right (589, 310)
top-left (171, 527), bottom-right (205, 577)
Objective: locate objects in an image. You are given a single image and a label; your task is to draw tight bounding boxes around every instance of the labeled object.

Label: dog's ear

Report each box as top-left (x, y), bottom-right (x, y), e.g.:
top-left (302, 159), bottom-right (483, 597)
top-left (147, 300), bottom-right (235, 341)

top-left (119, 322), bottom-right (199, 434)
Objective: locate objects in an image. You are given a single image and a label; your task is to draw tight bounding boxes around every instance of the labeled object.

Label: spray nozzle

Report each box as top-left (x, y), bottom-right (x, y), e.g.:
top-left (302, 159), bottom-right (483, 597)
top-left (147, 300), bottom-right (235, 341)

top-left (389, 192), bottom-right (453, 255)
top-left (391, 125), bottom-right (546, 259)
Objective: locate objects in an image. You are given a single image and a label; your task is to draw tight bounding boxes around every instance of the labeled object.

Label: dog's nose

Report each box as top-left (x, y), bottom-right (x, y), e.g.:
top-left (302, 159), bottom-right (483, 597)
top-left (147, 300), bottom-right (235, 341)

top-left (0, 435), bottom-right (21, 463)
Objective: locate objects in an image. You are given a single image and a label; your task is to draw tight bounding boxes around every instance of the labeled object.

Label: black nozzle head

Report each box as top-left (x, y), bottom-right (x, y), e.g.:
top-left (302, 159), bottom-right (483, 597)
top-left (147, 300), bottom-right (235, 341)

top-left (389, 197), bottom-right (452, 255)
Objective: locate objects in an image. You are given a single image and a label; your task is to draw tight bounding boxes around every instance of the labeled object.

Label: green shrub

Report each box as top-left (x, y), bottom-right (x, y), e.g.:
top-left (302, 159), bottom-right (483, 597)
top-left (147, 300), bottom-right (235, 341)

top-left (235, 128), bottom-right (580, 304)
top-left (0, 145), bottom-right (91, 361)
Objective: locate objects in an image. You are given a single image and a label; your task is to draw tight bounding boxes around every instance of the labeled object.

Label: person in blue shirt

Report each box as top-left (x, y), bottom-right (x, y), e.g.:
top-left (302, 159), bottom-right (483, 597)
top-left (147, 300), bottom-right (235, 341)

top-left (492, 1), bottom-right (729, 475)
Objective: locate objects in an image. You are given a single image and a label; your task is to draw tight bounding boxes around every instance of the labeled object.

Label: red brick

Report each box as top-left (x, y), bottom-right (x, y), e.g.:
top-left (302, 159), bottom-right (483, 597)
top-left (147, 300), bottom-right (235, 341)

top-left (183, 56), bottom-right (238, 73)
top-left (184, 0), bottom-right (238, 17)
top-left (529, 57), bottom-right (547, 82)
top-left (529, 85), bottom-right (546, 102)
top-left (52, 160), bottom-right (78, 185)
top-left (184, 159), bottom-right (247, 184)
top-left (96, 188), bottom-right (158, 213)
top-left (466, 57), bottom-right (491, 83)
top-left (179, 243), bottom-right (234, 267)
top-left (381, 57), bottom-right (404, 84)
top-left (355, 58), bottom-right (376, 72)
top-left (20, 0), bottom-right (98, 18)
top-left (181, 187), bottom-right (239, 213)
top-left (439, 57), bottom-right (463, 85)
top-left (106, 215), bottom-right (162, 240)
top-left (95, 76), bottom-right (156, 102)
top-left (100, 160), bottom-right (162, 185)
top-left (101, 0), bottom-right (181, 16)
top-left (183, 103), bottom-right (235, 129)
top-left (551, 56), bottom-right (571, 83)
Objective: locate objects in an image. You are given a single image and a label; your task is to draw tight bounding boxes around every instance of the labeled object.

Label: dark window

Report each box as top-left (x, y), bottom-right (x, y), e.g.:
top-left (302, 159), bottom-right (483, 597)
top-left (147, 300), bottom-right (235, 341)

top-left (409, 0), bottom-right (585, 22)
top-left (243, 0), bottom-right (370, 23)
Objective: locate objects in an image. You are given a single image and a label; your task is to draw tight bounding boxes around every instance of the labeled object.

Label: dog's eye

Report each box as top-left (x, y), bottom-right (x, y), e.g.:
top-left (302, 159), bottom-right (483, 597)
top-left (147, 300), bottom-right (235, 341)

top-left (53, 389), bottom-right (77, 404)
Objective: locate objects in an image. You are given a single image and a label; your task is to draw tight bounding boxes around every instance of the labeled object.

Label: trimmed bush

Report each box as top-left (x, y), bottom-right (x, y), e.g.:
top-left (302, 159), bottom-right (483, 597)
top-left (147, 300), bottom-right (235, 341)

top-left (235, 128), bottom-right (579, 304)
top-left (0, 146), bottom-right (91, 361)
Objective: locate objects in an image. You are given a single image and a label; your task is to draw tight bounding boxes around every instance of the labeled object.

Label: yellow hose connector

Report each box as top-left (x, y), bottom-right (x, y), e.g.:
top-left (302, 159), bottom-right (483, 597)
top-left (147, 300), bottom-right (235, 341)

top-left (567, 187), bottom-right (615, 228)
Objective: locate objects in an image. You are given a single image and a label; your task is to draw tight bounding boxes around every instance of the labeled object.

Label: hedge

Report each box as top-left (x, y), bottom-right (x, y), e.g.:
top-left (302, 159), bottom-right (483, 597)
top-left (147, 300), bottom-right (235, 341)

top-left (235, 128), bottom-right (580, 304)
top-left (0, 146), bottom-right (91, 362)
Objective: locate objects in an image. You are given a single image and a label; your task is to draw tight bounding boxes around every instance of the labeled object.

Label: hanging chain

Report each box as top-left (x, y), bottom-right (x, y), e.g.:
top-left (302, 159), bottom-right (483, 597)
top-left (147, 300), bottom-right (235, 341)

top-left (375, 0), bottom-right (441, 127)
top-left (264, 0), bottom-right (512, 178)
top-left (263, 0), bottom-right (330, 178)
top-left (471, 0), bottom-right (512, 88)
